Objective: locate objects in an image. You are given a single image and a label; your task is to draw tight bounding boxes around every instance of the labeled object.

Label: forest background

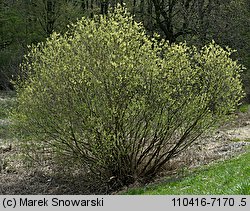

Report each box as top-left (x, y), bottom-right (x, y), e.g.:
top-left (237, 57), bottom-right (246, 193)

top-left (0, 0), bottom-right (250, 102)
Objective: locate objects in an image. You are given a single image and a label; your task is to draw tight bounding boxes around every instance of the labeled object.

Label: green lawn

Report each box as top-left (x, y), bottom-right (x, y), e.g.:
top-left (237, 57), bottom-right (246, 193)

top-left (126, 150), bottom-right (250, 195)
top-left (238, 103), bottom-right (250, 113)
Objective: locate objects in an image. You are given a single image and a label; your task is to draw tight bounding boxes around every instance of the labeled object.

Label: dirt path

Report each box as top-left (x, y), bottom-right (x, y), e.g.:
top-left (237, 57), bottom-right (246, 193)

top-left (223, 124), bottom-right (250, 140)
top-left (180, 112), bottom-right (250, 169)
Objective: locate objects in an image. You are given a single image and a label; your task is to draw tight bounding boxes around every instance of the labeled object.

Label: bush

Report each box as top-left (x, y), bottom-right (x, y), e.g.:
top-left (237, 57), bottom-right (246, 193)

top-left (11, 5), bottom-right (244, 191)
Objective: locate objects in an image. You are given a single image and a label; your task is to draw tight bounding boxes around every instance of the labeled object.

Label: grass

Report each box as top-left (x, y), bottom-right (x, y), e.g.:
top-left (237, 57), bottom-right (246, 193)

top-left (0, 91), bottom-right (15, 140)
top-left (238, 103), bottom-right (250, 113)
top-left (0, 100), bottom-right (9, 119)
top-left (231, 138), bottom-right (250, 142)
top-left (125, 150), bottom-right (250, 195)
top-left (0, 91), bottom-right (15, 118)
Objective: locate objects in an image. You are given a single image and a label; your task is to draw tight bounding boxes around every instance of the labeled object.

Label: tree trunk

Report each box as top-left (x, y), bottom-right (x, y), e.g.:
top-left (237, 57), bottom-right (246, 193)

top-left (46, 0), bottom-right (55, 36)
top-left (101, 0), bottom-right (109, 15)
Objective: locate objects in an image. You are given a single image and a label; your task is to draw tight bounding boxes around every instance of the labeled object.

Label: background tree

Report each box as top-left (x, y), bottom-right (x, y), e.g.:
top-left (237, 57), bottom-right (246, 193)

top-left (1, 0), bottom-right (250, 99)
top-left (0, 0), bottom-right (83, 90)
top-left (0, 0), bottom-right (28, 89)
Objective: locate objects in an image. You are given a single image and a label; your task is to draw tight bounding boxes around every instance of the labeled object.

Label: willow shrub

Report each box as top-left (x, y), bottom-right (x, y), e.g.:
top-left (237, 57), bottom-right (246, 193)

top-left (11, 6), bottom-right (244, 190)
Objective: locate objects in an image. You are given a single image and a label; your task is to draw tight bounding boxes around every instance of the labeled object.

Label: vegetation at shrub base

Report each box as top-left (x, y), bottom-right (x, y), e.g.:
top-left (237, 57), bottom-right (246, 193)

top-left (10, 5), bottom-right (244, 192)
top-left (125, 150), bottom-right (250, 195)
